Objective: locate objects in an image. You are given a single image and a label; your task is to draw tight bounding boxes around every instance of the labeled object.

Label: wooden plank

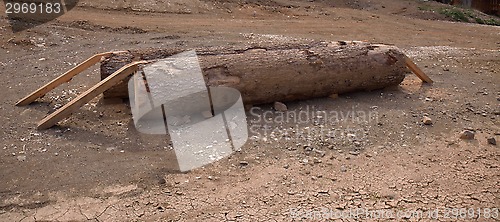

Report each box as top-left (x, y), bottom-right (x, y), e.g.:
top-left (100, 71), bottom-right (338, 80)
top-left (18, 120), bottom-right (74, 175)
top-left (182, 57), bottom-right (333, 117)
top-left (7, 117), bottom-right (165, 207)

top-left (37, 61), bottom-right (149, 130)
top-left (16, 51), bottom-right (127, 106)
top-left (405, 56), bottom-right (433, 84)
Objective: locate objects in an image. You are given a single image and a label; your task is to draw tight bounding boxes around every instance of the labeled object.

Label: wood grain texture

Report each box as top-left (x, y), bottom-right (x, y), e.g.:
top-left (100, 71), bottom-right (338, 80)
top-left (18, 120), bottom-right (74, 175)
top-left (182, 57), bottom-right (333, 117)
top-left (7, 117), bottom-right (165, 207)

top-left (37, 61), bottom-right (148, 130)
top-left (101, 41), bottom-right (411, 105)
top-left (16, 51), bottom-right (126, 106)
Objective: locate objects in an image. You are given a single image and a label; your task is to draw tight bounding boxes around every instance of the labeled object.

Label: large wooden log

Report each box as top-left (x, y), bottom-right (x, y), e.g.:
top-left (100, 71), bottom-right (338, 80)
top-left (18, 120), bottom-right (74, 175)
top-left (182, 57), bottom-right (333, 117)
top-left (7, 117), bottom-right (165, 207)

top-left (101, 41), bottom-right (410, 105)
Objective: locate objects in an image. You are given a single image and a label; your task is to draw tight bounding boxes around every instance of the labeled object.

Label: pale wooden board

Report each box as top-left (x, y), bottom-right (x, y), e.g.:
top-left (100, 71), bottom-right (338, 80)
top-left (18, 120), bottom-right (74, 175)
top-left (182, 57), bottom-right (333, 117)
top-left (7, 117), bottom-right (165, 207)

top-left (405, 56), bottom-right (433, 84)
top-left (16, 51), bottom-right (127, 106)
top-left (37, 61), bottom-right (148, 130)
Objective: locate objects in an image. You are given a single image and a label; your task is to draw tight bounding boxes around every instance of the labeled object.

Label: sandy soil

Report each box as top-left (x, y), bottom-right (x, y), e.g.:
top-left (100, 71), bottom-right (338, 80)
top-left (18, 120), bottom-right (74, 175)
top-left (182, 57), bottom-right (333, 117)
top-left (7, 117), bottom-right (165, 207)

top-left (0, 0), bottom-right (499, 221)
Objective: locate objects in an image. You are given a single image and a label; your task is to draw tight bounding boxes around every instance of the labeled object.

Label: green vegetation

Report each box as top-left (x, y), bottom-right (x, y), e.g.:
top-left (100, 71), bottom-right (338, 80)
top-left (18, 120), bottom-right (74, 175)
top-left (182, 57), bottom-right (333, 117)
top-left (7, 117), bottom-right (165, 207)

top-left (416, 2), bottom-right (500, 26)
top-left (437, 7), bottom-right (500, 26)
top-left (439, 8), bottom-right (469, 22)
top-left (417, 5), bottom-right (433, 11)
top-left (475, 18), bottom-right (500, 26)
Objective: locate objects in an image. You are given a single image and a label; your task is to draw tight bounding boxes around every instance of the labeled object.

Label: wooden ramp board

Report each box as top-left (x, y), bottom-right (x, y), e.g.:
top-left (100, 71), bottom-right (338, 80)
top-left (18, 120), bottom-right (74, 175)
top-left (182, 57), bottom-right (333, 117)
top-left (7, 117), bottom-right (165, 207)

top-left (16, 51), bottom-right (127, 106)
top-left (404, 56), bottom-right (433, 84)
top-left (37, 61), bottom-right (149, 130)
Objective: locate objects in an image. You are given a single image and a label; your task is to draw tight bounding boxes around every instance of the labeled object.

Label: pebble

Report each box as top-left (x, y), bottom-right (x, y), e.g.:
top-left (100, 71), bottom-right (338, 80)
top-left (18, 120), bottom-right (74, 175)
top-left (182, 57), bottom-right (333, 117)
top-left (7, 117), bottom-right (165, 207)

top-left (239, 161), bottom-right (249, 166)
top-left (349, 151), bottom-right (360, 156)
top-left (340, 165), bottom-right (347, 172)
top-left (487, 138), bottom-right (496, 145)
top-left (314, 149), bottom-right (326, 157)
top-left (459, 130), bottom-right (475, 140)
top-left (329, 94), bottom-right (339, 99)
top-left (318, 190), bottom-right (329, 194)
top-left (274, 101), bottom-right (288, 112)
top-left (422, 116), bottom-right (433, 125)
top-left (17, 156), bottom-right (26, 161)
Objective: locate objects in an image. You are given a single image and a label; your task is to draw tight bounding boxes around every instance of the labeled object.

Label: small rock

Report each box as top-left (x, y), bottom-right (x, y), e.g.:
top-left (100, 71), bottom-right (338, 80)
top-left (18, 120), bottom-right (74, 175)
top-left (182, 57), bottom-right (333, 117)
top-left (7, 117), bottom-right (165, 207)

top-left (459, 130), bottom-right (475, 140)
top-left (17, 156), bottom-right (26, 161)
top-left (349, 151), bottom-right (359, 156)
top-left (135, 211), bottom-right (145, 217)
top-left (340, 165), bottom-right (347, 172)
top-left (329, 94), bottom-right (339, 99)
top-left (283, 164), bottom-right (289, 169)
top-left (318, 190), bottom-right (329, 194)
top-left (239, 161), bottom-right (249, 166)
top-left (274, 101), bottom-right (288, 112)
top-left (314, 149), bottom-right (326, 157)
top-left (487, 138), bottom-right (496, 145)
top-left (422, 116), bottom-right (433, 125)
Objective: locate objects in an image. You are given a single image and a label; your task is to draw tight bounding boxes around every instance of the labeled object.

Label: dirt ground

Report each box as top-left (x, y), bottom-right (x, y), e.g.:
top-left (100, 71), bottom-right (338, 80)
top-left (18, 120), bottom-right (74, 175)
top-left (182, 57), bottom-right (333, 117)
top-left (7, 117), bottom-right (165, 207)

top-left (0, 0), bottom-right (499, 221)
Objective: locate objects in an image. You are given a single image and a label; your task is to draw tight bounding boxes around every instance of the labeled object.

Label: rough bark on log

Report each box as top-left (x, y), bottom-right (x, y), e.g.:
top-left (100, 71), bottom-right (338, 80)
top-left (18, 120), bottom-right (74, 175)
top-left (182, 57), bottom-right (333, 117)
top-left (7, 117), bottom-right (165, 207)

top-left (101, 41), bottom-right (410, 105)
